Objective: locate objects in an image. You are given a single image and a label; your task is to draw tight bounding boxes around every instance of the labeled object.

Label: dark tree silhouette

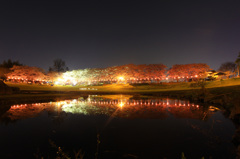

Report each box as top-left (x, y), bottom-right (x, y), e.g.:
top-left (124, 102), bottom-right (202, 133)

top-left (218, 62), bottom-right (236, 76)
top-left (49, 59), bottom-right (68, 73)
top-left (0, 59), bottom-right (23, 68)
top-left (0, 59), bottom-right (23, 80)
top-left (235, 52), bottom-right (240, 77)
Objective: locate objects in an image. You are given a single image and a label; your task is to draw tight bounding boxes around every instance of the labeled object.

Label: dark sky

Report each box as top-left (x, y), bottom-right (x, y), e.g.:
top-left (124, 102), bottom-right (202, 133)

top-left (1, 0), bottom-right (240, 71)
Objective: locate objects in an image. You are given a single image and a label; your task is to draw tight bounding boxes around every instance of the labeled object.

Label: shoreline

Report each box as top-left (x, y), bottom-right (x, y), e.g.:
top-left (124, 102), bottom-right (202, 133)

top-left (1, 84), bottom-right (240, 107)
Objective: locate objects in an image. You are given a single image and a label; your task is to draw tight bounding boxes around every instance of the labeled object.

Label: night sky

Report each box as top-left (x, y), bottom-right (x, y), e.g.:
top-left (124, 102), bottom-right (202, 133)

top-left (1, 0), bottom-right (240, 71)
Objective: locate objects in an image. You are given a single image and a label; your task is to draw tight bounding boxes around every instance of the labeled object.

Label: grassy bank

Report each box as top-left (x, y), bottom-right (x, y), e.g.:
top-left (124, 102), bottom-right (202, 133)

top-left (5, 78), bottom-right (240, 92)
top-left (2, 78), bottom-right (240, 106)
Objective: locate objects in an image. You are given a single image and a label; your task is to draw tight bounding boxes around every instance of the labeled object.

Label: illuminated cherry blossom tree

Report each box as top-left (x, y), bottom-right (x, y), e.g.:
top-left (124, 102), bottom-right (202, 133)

top-left (168, 63), bottom-right (210, 82)
top-left (7, 65), bottom-right (47, 81)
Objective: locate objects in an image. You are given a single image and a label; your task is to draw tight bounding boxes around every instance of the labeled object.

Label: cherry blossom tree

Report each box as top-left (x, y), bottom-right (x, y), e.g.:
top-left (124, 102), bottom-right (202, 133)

top-left (168, 64), bottom-right (210, 82)
top-left (7, 65), bottom-right (47, 82)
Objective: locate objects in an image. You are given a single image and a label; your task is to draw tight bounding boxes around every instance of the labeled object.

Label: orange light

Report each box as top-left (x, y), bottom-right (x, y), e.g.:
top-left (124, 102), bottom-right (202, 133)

top-left (118, 76), bottom-right (124, 81)
top-left (118, 102), bottom-right (125, 108)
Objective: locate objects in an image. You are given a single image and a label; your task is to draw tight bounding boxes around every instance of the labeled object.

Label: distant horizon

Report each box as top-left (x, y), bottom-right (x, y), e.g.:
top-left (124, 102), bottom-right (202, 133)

top-left (1, 1), bottom-right (239, 72)
top-left (1, 58), bottom-right (233, 72)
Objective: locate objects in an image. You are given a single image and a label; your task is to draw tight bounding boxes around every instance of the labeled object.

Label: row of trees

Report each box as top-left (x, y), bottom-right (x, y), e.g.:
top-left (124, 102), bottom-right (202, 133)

top-left (4, 62), bottom-right (238, 84)
top-left (1, 59), bottom-right (68, 82)
top-left (62, 64), bottom-right (167, 83)
top-left (6, 63), bottom-right (208, 84)
top-left (2, 52), bottom-right (240, 84)
top-left (168, 63), bottom-right (210, 82)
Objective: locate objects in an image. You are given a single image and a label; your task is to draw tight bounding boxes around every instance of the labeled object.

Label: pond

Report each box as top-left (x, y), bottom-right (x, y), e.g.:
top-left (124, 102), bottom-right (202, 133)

top-left (0, 95), bottom-right (238, 159)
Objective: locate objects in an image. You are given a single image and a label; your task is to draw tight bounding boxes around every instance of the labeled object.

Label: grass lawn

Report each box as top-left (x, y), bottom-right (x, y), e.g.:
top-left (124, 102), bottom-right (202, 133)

top-left (5, 77), bottom-right (240, 93)
top-left (2, 78), bottom-right (240, 106)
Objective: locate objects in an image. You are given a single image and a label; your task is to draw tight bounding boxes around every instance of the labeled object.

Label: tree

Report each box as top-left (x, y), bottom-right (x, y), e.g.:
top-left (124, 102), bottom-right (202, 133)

top-left (6, 65), bottom-right (47, 81)
top-left (62, 69), bottom-right (91, 85)
top-left (0, 59), bottom-right (23, 80)
top-left (49, 59), bottom-right (68, 73)
top-left (59, 63), bottom-right (167, 85)
top-left (0, 59), bottom-right (23, 68)
top-left (168, 63), bottom-right (210, 82)
top-left (218, 62), bottom-right (236, 78)
top-left (235, 52), bottom-right (240, 77)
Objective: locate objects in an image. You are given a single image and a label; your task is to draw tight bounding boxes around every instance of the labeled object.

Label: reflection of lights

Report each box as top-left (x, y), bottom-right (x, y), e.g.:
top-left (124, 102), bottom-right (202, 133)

top-left (7, 97), bottom-right (207, 124)
top-left (9, 97), bottom-right (203, 117)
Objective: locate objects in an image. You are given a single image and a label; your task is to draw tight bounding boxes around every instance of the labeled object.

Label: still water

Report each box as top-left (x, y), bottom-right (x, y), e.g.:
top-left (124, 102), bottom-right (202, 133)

top-left (0, 95), bottom-right (237, 159)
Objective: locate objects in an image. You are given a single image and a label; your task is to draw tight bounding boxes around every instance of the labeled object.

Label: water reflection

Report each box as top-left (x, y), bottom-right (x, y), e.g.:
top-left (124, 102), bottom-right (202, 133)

top-left (1, 95), bottom-right (218, 122)
top-left (0, 95), bottom-right (238, 158)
